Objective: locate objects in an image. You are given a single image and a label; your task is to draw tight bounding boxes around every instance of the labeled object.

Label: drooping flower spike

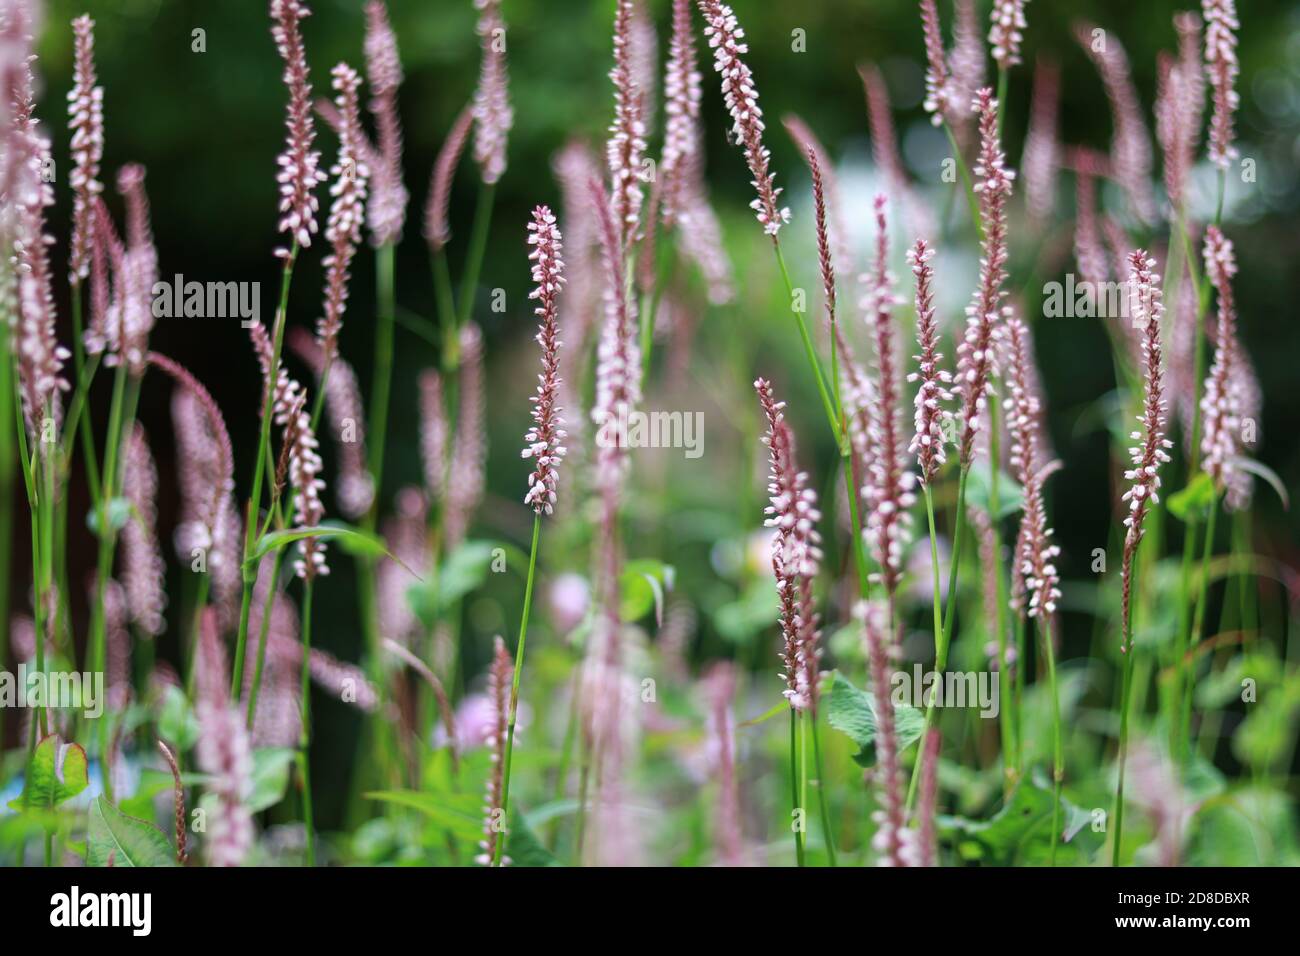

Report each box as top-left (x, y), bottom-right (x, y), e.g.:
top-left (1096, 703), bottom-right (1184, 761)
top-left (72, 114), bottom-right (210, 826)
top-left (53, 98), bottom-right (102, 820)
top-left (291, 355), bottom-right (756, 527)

top-left (755, 377), bottom-right (822, 713)
top-left (471, 0), bottom-right (513, 185)
top-left (697, 0), bottom-right (789, 236)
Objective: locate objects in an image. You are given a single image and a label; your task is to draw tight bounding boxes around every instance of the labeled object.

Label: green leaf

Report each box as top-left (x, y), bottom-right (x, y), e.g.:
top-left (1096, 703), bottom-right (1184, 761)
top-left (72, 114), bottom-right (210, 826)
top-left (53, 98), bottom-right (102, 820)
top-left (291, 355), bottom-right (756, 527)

top-left (620, 559), bottom-right (675, 624)
top-left (247, 523), bottom-right (420, 578)
top-left (1228, 456), bottom-right (1290, 511)
top-left (248, 748), bottom-right (296, 813)
top-left (938, 780), bottom-right (1100, 865)
top-left (508, 809), bottom-right (563, 867)
top-left (8, 735), bottom-right (88, 813)
top-left (1168, 472), bottom-right (1217, 522)
top-left (824, 671), bottom-right (924, 767)
top-left (965, 462), bottom-right (1023, 520)
top-left (364, 790), bottom-right (483, 840)
top-left (86, 796), bottom-right (177, 867)
top-left (157, 685), bottom-right (200, 751)
top-left (419, 539), bottom-right (500, 619)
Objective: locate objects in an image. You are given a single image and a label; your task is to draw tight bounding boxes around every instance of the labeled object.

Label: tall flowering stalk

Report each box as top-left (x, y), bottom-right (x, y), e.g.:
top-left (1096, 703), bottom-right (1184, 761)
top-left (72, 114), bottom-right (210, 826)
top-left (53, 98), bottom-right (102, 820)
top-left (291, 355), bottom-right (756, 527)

top-left (861, 197), bottom-right (915, 607)
top-left (492, 207), bottom-right (566, 865)
top-left (1004, 312), bottom-right (1064, 863)
top-left (237, 0), bottom-right (325, 711)
top-left (755, 377), bottom-right (837, 866)
top-left (697, 0), bottom-right (836, 447)
top-left (906, 238), bottom-right (957, 760)
top-left (459, 0), bottom-right (512, 334)
top-left (607, 0), bottom-right (646, 252)
top-left (1113, 250), bottom-right (1171, 865)
top-left (1203, 0), bottom-right (1239, 175)
top-left (1177, 226), bottom-right (1245, 761)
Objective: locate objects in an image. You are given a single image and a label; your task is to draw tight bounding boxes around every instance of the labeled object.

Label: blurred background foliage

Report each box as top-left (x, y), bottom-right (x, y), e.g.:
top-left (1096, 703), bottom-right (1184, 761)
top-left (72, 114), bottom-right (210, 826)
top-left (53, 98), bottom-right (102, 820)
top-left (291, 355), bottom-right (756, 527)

top-left (11, 0), bottom-right (1299, 844)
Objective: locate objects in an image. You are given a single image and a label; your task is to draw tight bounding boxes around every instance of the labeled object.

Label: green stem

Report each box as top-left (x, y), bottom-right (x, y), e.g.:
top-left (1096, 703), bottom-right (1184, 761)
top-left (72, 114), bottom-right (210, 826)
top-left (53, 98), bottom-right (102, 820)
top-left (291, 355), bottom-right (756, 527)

top-left (1041, 614), bottom-right (1063, 867)
top-left (809, 713), bottom-right (837, 866)
top-left (942, 122), bottom-right (981, 240)
top-left (246, 549), bottom-right (285, 729)
top-left (493, 513), bottom-right (542, 866)
top-left (789, 707), bottom-right (805, 866)
top-left (431, 248), bottom-right (459, 371)
top-left (1111, 636), bottom-right (1137, 866)
top-left (456, 183), bottom-right (496, 331)
top-left (299, 578), bottom-right (316, 867)
top-left (1181, 499), bottom-right (1219, 759)
top-left (908, 468), bottom-right (968, 809)
top-left (234, 240), bottom-right (299, 698)
top-left (771, 242), bottom-right (839, 442)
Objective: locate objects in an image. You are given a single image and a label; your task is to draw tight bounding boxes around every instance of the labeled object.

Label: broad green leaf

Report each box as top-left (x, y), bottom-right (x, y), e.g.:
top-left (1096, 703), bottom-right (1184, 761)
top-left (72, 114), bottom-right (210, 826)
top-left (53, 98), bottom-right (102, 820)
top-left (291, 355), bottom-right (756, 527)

top-left (1168, 472), bottom-right (1216, 522)
top-left (937, 780), bottom-right (1100, 865)
top-left (8, 735), bottom-right (88, 813)
top-left (965, 462), bottom-right (1024, 521)
top-left (620, 559), bottom-right (675, 624)
top-left (507, 809), bottom-right (563, 867)
top-left (86, 796), bottom-right (177, 867)
top-left (409, 539), bottom-right (500, 621)
top-left (157, 686), bottom-right (200, 751)
top-left (364, 790), bottom-right (483, 840)
top-left (248, 748), bottom-right (296, 813)
top-left (824, 671), bottom-right (924, 768)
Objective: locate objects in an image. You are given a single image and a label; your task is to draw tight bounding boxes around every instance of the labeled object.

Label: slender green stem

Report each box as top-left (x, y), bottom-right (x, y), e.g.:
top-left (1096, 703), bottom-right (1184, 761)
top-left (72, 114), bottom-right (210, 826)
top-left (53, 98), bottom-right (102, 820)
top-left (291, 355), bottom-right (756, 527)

top-left (368, 243), bottom-right (397, 498)
top-left (908, 468), bottom-right (968, 809)
top-left (246, 549), bottom-right (285, 729)
top-left (431, 248), bottom-right (459, 371)
top-left (942, 122), bottom-right (981, 240)
top-left (493, 513), bottom-right (542, 866)
top-left (1111, 634), bottom-right (1137, 866)
top-left (1181, 499), bottom-right (1219, 759)
top-left (771, 242), bottom-right (839, 443)
top-left (809, 713), bottom-right (837, 866)
top-left (456, 183), bottom-right (496, 331)
top-left (299, 578), bottom-right (316, 867)
top-left (89, 363), bottom-right (136, 747)
top-left (987, 395), bottom-right (1014, 788)
top-left (1041, 614), bottom-right (1063, 866)
top-left (234, 240), bottom-right (299, 698)
top-left (789, 707), bottom-right (805, 866)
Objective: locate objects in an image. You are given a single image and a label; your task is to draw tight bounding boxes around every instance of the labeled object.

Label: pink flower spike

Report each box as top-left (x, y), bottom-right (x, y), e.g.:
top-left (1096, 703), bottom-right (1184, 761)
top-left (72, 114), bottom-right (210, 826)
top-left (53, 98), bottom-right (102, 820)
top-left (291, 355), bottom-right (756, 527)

top-left (471, 0), bottom-right (513, 185)
top-left (907, 239), bottom-right (952, 486)
top-left (1203, 0), bottom-right (1239, 168)
top-left (363, 1), bottom-right (407, 245)
top-left (1120, 250), bottom-right (1170, 650)
top-left (755, 378), bottom-right (823, 714)
top-left (67, 14), bottom-right (104, 283)
top-left (270, 0), bottom-right (327, 251)
top-left (522, 205), bottom-right (567, 516)
top-left (697, 0), bottom-right (789, 236)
